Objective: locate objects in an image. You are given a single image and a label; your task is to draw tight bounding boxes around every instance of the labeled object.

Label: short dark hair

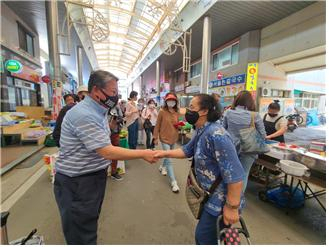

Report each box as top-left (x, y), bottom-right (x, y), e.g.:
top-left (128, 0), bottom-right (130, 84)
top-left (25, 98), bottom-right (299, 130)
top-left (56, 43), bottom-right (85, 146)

top-left (268, 100), bottom-right (281, 111)
top-left (88, 70), bottom-right (119, 93)
top-left (147, 99), bottom-right (155, 105)
top-left (63, 94), bottom-right (75, 102)
top-left (129, 91), bottom-right (138, 99)
top-left (232, 90), bottom-right (256, 111)
top-left (195, 94), bottom-right (222, 122)
top-left (163, 92), bottom-right (179, 112)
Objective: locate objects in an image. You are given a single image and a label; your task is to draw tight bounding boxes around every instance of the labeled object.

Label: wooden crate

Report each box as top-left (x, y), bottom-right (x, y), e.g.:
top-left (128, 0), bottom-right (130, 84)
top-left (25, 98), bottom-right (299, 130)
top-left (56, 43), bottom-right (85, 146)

top-left (1, 120), bottom-right (33, 135)
top-left (16, 106), bottom-right (46, 120)
top-left (21, 134), bottom-right (47, 146)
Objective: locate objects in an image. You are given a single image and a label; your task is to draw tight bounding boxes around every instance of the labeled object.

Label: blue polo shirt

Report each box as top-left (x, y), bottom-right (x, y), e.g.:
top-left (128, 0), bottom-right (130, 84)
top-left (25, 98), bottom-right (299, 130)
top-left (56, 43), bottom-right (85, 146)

top-left (55, 96), bottom-right (111, 177)
top-left (182, 121), bottom-right (245, 217)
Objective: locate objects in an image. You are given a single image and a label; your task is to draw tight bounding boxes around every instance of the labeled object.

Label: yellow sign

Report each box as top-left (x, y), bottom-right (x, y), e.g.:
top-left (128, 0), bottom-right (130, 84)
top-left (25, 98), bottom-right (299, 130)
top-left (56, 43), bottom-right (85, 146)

top-left (246, 63), bottom-right (258, 91)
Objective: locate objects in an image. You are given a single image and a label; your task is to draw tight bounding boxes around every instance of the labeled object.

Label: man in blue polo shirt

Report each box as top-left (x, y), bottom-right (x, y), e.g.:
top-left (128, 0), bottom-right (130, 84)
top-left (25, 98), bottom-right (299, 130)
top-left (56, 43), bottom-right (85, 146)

top-left (54, 70), bottom-right (158, 244)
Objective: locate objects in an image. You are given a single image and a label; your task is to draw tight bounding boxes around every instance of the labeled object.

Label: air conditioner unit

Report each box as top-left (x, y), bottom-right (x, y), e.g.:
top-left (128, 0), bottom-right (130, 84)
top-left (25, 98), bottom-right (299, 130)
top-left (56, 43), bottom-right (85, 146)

top-left (261, 87), bottom-right (271, 97)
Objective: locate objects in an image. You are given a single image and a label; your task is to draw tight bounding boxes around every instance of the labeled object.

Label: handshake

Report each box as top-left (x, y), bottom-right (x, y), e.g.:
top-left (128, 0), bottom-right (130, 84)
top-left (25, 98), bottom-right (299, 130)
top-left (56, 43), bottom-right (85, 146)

top-left (142, 150), bottom-right (167, 164)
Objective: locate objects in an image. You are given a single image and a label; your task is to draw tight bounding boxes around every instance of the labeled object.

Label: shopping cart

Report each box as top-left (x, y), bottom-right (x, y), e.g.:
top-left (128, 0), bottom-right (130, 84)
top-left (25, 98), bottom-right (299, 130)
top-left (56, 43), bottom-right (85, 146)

top-left (217, 216), bottom-right (251, 245)
top-left (1, 211), bottom-right (44, 245)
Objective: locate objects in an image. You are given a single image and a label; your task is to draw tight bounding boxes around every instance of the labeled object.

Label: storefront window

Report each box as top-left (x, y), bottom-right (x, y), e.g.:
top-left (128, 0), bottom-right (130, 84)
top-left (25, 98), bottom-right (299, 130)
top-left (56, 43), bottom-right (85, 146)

top-left (21, 88), bottom-right (31, 106)
top-left (212, 42), bottom-right (239, 71)
top-left (8, 87), bottom-right (16, 105)
top-left (6, 76), bottom-right (14, 86)
top-left (17, 22), bottom-right (35, 56)
top-left (190, 62), bottom-right (201, 78)
top-left (231, 43), bottom-right (239, 65)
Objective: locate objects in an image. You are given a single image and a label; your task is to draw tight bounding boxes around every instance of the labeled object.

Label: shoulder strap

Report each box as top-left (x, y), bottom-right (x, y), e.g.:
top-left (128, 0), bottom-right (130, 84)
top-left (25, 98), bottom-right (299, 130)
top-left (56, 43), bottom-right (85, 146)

top-left (263, 113), bottom-right (267, 122)
top-left (208, 176), bottom-right (222, 195)
top-left (274, 115), bottom-right (284, 125)
top-left (250, 112), bottom-right (255, 128)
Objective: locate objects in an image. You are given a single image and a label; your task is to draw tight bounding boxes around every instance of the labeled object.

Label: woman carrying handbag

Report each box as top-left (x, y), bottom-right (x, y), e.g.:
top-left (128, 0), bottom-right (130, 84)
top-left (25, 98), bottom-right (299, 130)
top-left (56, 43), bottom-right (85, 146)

top-left (155, 94), bottom-right (245, 245)
top-left (223, 90), bottom-right (267, 192)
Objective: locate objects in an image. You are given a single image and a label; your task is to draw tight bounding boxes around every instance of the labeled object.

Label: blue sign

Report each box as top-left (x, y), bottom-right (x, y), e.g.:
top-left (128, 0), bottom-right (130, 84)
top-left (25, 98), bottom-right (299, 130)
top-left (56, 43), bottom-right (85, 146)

top-left (209, 74), bottom-right (246, 89)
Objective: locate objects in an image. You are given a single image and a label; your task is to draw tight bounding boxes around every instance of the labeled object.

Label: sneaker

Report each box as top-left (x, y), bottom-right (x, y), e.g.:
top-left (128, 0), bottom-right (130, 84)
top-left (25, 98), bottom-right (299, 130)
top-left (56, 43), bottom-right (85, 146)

top-left (171, 181), bottom-right (180, 193)
top-left (111, 173), bottom-right (123, 181)
top-left (161, 167), bottom-right (167, 176)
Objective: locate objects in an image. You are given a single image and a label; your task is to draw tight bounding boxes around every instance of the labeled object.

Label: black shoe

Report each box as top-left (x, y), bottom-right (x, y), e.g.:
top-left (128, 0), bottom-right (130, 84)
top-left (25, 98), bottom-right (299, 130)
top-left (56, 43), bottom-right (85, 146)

top-left (111, 173), bottom-right (123, 181)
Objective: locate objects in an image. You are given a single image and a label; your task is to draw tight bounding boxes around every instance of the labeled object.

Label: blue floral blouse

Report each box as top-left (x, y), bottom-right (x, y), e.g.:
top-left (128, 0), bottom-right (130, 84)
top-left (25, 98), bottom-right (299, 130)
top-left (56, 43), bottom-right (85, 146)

top-left (182, 121), bottom-right (245, 217)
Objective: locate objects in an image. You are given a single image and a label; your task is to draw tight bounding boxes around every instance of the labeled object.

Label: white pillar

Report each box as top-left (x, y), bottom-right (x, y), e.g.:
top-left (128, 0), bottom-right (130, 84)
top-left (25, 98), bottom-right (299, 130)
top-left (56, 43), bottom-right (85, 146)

top-left (77, 46), bottom-right (83, 86)
top-left (156, 60), bottom-right (160, 102)
top-left (200, 16), bottom-right (211, 94)
top-left (45, 0), bottom-right (61, 82)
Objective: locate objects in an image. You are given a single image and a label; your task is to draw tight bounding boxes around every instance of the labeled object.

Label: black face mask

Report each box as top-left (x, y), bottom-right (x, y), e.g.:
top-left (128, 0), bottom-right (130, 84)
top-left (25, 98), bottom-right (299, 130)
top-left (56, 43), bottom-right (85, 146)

top-left (268, 113), bottom-right (278, 118)
top-left (100, 89), bottom-right (119, 109)
top-left (185, 109), bottom-right (200, 125)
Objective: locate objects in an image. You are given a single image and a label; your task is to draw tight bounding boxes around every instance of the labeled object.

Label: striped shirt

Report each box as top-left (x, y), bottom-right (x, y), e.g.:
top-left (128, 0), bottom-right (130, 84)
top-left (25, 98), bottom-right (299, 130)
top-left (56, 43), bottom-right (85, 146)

top-left (55, 95), bottom-right (111, 177)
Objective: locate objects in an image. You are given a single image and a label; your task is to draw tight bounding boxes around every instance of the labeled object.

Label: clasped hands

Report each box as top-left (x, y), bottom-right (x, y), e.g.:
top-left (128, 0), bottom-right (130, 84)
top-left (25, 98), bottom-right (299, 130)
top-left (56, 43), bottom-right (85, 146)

top-left (142, 149), bottom-right (168, 164)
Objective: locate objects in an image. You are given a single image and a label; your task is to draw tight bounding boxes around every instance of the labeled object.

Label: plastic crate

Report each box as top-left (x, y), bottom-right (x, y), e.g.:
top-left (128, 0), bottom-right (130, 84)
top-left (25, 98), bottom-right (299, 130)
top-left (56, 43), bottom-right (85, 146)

top-left (266, 185), bottom-right (305, 209)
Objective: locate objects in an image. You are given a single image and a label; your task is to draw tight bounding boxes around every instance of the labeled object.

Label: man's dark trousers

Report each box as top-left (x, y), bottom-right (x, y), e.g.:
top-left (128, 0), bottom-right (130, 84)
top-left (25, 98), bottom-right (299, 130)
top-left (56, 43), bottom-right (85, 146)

top-left (54, 169), bottom-right (107, 244)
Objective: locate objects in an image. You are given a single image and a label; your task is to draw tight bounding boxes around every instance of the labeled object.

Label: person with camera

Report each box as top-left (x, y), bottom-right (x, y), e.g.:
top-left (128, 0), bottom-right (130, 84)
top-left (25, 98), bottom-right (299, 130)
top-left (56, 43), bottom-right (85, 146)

top-left (108, 105), bottom-right (124, 180)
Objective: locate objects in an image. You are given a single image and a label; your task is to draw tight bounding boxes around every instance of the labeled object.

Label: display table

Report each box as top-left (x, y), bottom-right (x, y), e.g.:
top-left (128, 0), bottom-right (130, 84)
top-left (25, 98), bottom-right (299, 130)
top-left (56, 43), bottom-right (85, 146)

top-left (1, 120), bottom-right (33, 135)
top-left (252, 145), bottom-right (326, 212)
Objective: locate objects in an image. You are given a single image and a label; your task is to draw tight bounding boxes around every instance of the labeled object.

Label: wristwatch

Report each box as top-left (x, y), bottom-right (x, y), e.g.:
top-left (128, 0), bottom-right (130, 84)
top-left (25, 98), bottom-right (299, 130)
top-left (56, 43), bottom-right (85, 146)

top-left (225, 201), bottom-right (240, 210)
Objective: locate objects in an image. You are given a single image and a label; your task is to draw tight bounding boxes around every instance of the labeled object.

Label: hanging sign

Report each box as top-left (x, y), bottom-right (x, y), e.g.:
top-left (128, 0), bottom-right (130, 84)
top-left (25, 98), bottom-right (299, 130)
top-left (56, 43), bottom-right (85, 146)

top-left (42, 75), bottom-right (51, 83)
top-left (246, 63), bottom-right (258, 91)
top-left (5, 59), bottom-right (23, 73)
top-left (209, 74), bottom-right (246, 89)
top-left (52, 80), bottom-right (63, 120)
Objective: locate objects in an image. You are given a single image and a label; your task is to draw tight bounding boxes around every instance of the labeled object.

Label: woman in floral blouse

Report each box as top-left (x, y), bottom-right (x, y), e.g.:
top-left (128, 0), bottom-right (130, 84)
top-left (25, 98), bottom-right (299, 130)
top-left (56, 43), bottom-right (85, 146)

top-left (156, 94), bottom-right (245, 245)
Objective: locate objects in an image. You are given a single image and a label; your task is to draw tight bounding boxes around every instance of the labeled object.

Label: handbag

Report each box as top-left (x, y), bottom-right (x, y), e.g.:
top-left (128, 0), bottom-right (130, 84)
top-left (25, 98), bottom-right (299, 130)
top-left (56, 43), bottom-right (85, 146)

top-left (185, 159), bottom-right (222, 219)
top-left (143, 119), bottom-right (153, 129)
top-left (239, 112), bottom-right (270, 154)
top-left (185, 124), bottom-right (222, 219)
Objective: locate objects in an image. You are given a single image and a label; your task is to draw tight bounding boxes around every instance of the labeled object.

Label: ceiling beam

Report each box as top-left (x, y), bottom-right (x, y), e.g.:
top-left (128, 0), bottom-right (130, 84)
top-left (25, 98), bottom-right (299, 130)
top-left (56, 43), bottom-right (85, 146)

top-left (109, 22), bottom-right (149, 40)
top-left (98, 62), bottom-right (132, 69)
top-left (96, 50), bottom-right (138, 59)
top-left (94, 42), bottom-right (141, 55)
top-left (101, 31), bottom-right (145, 47)
top-left (97, 58), bottom-right (135, 65)
top-left (129, 4), bottom-right (169, 74)
top-left (92, 3), bottom-right (157, 27)
top-left (97, 66), bottom-right (129, 74)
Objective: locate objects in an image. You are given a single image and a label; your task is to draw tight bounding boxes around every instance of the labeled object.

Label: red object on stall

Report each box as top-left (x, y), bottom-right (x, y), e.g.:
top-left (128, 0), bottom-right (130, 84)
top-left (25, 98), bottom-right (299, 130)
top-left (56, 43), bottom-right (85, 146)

top-left (41, 75), bottom-right (51, 83)
top-left (217, 72), bottom-right (223, 80)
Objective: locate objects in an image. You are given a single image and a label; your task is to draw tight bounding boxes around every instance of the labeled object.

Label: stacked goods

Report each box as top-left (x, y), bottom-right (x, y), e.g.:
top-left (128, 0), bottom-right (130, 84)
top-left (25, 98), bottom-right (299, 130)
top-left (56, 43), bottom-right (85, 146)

top-left (309, 142), bottom-right (326, 156)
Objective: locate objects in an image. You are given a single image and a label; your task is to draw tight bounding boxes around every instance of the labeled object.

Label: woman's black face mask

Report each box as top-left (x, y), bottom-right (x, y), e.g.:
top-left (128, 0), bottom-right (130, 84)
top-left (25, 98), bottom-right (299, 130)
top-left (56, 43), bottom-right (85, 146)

top-left (268, 113), bottom-right (278, 118)
top-left (185, 109), bottom-right (200, 125)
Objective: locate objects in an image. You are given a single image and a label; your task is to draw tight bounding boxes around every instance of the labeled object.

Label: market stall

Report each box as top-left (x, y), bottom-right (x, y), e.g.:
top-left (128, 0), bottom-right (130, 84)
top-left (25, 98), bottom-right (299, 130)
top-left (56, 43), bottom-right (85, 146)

top-left (251, 141), bottom-right (326, 212)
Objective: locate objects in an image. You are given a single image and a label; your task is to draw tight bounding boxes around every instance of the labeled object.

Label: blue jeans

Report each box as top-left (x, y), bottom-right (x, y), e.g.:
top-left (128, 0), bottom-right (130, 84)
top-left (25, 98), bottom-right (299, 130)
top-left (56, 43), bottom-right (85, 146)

top-left (195, 210), bottom-right (225, 245)
top-left (145, 126), bottom-right (155, 149)
top-left (161, 142), bottom-right (176, 183)
top-left (128, 119), bottom-right (138, 149)
top-left (239, 154), bottom-right (256, 192)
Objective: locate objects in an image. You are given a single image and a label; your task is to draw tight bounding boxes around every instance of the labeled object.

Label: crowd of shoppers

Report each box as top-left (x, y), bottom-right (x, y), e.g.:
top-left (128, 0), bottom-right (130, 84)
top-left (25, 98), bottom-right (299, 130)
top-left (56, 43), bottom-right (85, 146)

top-left (54, 69), bottom-right (290, 245)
